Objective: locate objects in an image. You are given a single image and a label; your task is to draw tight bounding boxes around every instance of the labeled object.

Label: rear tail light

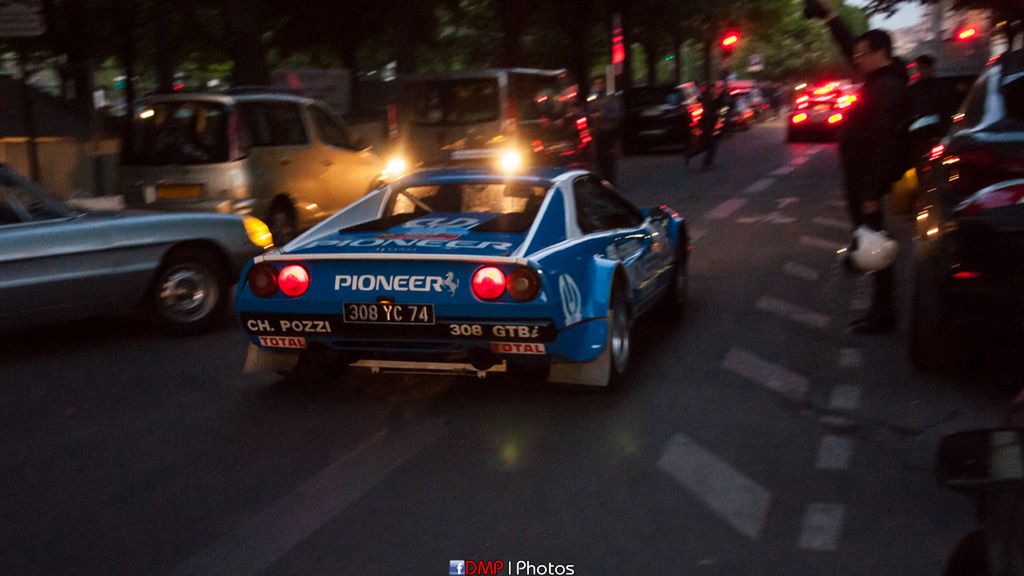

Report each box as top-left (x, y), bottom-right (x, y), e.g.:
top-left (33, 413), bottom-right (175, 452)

top-left (506, 267), bottom-right (541, 301)
top-left (278, 265), bottom-right (310, 297)
top-left (828, 113), bottom-right (844, 124)
top-left (472, 266), bottom-right (506, 300)
top-left (248, 264), bottom-right (278, 298)
top-left (792, 113), bottom-right (808, 124)
top-left (953, 181), bottom-right (1024, 217)
top-left (953, 271), bottom-right (983, 279)
top-left (929, 144), bottom-right (945, 161)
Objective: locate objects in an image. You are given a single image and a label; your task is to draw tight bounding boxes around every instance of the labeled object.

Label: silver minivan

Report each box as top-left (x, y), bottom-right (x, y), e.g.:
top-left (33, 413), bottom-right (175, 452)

top-left (121, 91), bottom-right (383, 244)
top-left (391, 68), bottom-right (594, 170)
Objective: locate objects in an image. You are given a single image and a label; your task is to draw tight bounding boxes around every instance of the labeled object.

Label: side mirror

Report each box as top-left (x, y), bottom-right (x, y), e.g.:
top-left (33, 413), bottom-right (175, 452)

top-left (937, 428), bottom-right (1024, 492)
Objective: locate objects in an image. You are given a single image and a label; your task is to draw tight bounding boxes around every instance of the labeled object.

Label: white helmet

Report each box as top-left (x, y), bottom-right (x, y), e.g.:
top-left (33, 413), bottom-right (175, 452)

top-left (839, 225), bottom-right (899, 272)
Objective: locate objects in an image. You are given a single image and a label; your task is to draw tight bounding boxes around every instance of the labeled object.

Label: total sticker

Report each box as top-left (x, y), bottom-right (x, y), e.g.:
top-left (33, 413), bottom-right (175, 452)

top-left (258, 336), bottom-right (307, 349)
top-left (490, 342), bottom-right (546, 355)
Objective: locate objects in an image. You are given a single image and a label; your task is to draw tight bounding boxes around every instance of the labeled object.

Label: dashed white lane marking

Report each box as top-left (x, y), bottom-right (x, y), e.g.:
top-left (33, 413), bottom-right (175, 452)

top-left (722, 347), bottom-right (810, 402)
top-left (168, 418), bottom-right (446, 576)
top-left (798, 503), bottom-right (845, 551)
top-left (816, 436), bottom-right (853, 470)
top-left (772, 165), bottom-right (796, 176)
top-left (850, 275), bottom-right (871, 311)
top-left (799, 235), bottom-right (845, 252)
top-left (704, 198), bottom-right (748, 220)
top-left (783, 262), bottom-right (821, 282)
top-left (756, 296), bottom-right (832, 329)
top-left (838, 348), bottom-right (863, 368)
top-left (811, 216), bottom-right (850, 231)
top-left (741, 177), bottom-right (775, 195)
top-left (658, 433), bottom-right (772, 540)
top-left (828, 385), bottom-right (861, 412)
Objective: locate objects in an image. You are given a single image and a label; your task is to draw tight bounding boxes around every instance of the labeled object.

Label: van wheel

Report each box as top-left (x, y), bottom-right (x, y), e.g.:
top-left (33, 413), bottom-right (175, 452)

top-left (151, 248), bottom-right (228, 335)
top-left (268, 202), bottom-right (297, 246)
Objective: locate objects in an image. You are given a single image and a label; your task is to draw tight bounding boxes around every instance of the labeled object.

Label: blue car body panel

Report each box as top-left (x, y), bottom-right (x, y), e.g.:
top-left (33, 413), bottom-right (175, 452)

top-left (235, 167), bottom-right (686, 369)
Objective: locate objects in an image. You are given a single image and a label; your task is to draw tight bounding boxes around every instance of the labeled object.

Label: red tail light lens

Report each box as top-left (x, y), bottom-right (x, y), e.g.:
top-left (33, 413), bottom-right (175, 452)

top-left (953, 181), bottom-right (1024, 217)
top-left (506, 267), bottom-right (541, 301)
top-left (248, 264), bottom-right (278, 298)
top-left (278, 265), bottom-right (310, 297)
top-left (791, 113), bottom-right (808, 124)
top-left (472, 266), bottom-right (506, 300)
top-left (828, 113), bottom-right (844, 124)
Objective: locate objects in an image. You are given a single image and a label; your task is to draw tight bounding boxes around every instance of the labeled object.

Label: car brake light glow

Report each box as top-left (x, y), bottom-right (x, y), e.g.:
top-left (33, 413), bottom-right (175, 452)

top-left (248, 264), bottom-right (278, 298)
top-left (929, 144), bottom-right (945, 161)
top-left (472, 266), bottom-right (506, 300)
top-left (792, 113), bottom-right (808, 124)
top-left (953, 271), bottom-right (982, 279)
top-left (278, 265), bottom-right (310, 297)
top-left (795, 95), bottom-right (809, 105)
top-left (506, 267), bottom-right (541, 301)
top-left (828, 113), bottom-right (844, 124)
top-left (837, 94), bottom-right (857, 109)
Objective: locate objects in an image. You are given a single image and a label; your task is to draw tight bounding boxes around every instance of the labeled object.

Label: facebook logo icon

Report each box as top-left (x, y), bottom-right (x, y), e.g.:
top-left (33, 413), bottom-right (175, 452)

top-left (449, 560), bottom-right (466, 575)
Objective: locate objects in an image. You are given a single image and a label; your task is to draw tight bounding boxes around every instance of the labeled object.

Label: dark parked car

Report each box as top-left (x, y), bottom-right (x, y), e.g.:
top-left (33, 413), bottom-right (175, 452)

top-left (623, 85), bottom-right (702, 154)
top-left (910, 50), bottom-right (1024, 372)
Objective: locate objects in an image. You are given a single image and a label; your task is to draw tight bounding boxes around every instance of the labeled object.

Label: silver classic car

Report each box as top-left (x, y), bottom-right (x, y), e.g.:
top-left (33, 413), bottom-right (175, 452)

top-left (0, 165), bottom-right (269, 334)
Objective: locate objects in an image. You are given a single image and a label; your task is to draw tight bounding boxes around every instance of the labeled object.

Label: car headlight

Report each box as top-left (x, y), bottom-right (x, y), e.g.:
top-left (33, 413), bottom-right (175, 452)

top-left (243, 216), bottom-right (274, 249)
top-left (498, 150), bottom-right (523, 172)
top-left (381, 157), bottom-right (409, 180)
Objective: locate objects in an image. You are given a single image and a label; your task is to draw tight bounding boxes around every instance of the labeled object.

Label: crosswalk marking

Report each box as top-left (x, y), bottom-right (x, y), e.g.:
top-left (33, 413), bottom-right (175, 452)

top-left (741, 177), bottom-right (775, 195)
top-left (816, 436), bottom-right (853, 470)
top-left (658, 433), bottom-right (772, 540)
top-left (811, 216), bottom-right (850, 231)
top-left (798, 503), bottom-right (845, 551)
top-left (772, 165), bottom-right (796, 176)
top-left (704, 198), bottom-right (748, 220)
top-left (799, 235), bottom-right (845, 252)
top-left (756, 296), bottom-right (832, 329)
top-left (722, 347), bottom-right (810, 402)
top-left (783, 262), bottom-right (820, 282)
top-left (838, 348), bottom-right (863, 368)
top-left (828, 385), bottom-right (861, 412)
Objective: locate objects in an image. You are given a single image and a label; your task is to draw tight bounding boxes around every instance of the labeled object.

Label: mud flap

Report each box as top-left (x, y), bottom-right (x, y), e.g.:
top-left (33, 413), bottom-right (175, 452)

top-left (243, 343), bottom-right (300, 374)
top-left (548, 346), bottom-right (611, 387)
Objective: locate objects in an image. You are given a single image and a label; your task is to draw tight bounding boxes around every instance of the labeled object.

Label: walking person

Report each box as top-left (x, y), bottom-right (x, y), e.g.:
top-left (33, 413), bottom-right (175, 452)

top-left (806, 0), bottom-right (910, 334)
top-left (588, 76), bottom-right (622, 185)
top-left (687, 83), bottom-right (725, 171)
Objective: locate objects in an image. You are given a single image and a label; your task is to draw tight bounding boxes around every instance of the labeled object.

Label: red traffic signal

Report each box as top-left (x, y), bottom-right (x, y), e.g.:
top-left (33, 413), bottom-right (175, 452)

top-left (721, 31), bottom-right (741, 49)
top-left (956, 25), bottom-right (978, 41)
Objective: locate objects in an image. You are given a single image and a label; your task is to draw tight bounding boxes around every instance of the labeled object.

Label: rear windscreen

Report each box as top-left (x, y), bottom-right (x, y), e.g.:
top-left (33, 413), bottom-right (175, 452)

top-left (401, 79), bottom-right (500, 126)
top-left (125, 101), bottom-right (230, 165)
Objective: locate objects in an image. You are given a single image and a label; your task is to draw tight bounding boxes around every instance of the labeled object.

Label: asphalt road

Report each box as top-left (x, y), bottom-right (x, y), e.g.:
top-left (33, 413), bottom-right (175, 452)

top-left (2, 119), bottom-right (1020, 576)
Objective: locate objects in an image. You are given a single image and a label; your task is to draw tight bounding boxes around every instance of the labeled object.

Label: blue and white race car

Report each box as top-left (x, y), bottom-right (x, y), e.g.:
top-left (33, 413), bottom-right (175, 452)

top-left (236, 167), bottom-right (689, 388)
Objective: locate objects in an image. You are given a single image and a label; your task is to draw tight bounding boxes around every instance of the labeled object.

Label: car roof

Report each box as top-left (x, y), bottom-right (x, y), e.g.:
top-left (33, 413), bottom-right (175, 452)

top-left (392, 166), bottom-right (574, 189)
top-left (139, 91), bottom-right (316, 106)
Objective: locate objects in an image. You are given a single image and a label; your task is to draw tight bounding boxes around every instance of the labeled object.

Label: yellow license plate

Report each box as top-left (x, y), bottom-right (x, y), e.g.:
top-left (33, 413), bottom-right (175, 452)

top-left (157, 185), bottom-right (203, 200)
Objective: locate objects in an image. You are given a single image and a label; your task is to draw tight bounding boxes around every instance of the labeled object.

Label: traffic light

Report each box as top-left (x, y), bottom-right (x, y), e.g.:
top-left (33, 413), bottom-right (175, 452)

top-left (955, 25), bottom-right (978, 41)
top-left (721, 31), bottom-right (741, 54)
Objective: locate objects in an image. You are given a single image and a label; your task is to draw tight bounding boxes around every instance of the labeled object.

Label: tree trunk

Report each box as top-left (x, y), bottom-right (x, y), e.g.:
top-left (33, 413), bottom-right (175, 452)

top-left (498, 0), bottom-right (527, 67)
top-left (703, 36), bottom-right (713, 85)
top-left (222, 0), bottom-right (269, 86)
top-left (643, 42), bottom-right (658, 86)
top-left (559, 0), bottom-right (591, 98)
top-left (672, 31), bottom-right (682, 85)
top-left (619, 2), bottom-right (633, 93)
top-left (395, 2), bottom-right (417, 74)
top-left (151, 1), bottom-right (175, 92)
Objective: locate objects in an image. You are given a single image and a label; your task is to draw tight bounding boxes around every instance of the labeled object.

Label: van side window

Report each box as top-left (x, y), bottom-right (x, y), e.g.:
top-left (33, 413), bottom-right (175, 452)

top-left (237, 101), bottom-right (309, 147)
top-left (309, 105), bottom-right (356, 149)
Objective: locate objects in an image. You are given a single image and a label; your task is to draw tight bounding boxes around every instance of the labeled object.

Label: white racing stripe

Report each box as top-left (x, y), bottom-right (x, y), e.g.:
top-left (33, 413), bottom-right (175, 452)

top-left (741, 177), bottom-right (775, 195)
top-left (828, 385), bottom-right (861, 412)
top-left (167, 418), bottom-right (447, 576)
top-left (704, 198), bottom-right (748, 220)
top-left (756, 296), bottom-right (832, 329)
top-left (722, 347), bottom-right (810, 402)
top-left (811, 216), bottom-right (850, 231)
top-left (816, 436), bottom-right (853, 470)
top-left (658, 433), bottom-right (772, 540)
top-left (799, 235), bottom-right (845, 252)
top-left (798, 503), bottom-right (845, 551)
top-left (783, 262), bottom-right (820, 282)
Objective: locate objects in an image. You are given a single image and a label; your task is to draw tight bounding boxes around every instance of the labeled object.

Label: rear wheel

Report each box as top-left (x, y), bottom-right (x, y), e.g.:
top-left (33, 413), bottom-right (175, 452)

top-left (661, 250), bottom-right (689, 321)
top-left (607, 284), bottom-right (632, 388)
top-left (151, 248), bottom-right (228, 335)
top-left (267, 201), bottom-right (297, 247)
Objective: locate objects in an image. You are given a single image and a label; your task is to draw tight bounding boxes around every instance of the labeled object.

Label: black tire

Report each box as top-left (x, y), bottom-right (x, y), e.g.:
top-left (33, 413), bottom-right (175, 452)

top-left (661, 249), bottom-right (689, 321)
top-left (151, 248), bottom-right (229, 335)
top-left (909, 257), bottom-right (968, 373)
top-left (607, 283), bottom-right (633, 388)
top-left (267, 200), bottom-right (298, 247)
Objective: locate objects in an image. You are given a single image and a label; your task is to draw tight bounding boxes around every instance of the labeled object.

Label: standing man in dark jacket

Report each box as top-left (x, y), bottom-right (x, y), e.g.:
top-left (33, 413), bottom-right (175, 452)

top-left (807, 0), bottom-right (909, 334)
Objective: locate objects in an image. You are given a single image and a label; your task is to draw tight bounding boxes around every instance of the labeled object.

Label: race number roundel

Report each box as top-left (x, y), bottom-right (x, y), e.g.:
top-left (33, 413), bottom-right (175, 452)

top-left (559, 275), bottom-right (582, 326)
